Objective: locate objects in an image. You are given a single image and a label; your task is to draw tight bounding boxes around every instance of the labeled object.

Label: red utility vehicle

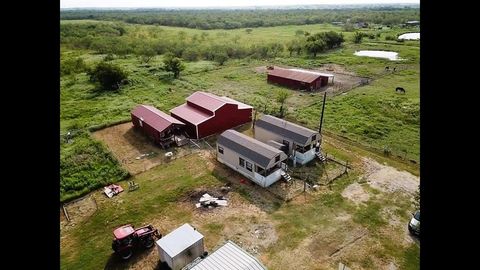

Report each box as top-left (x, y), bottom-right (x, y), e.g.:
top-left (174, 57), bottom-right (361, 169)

top-left (111, 224), bottom-right (161, 260)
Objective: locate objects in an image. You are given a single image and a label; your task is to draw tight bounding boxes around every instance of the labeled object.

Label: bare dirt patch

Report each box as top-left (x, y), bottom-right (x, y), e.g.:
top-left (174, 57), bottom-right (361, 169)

top-left (61, 195), bottom-right (98, 232)
top-left (362, 157), bottom-right (419, 195)
top-left (341, 182), bottom-right (370, 204)
top-left (92, 122), bottom-right (202, 175)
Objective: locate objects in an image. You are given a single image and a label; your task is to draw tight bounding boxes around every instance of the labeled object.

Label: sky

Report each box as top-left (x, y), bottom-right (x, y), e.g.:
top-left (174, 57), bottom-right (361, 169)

top-left (60, 0), bottom-right (419, 9)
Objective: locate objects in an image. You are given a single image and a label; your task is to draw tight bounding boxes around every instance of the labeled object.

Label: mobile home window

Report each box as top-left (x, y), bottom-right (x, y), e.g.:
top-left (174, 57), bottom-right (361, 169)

top-left (256, 166), bottom-right (265, 175)
top-left (246, 161), bottom-right (252, 172)
top-left (239, 157), bottom-right (245, 167)
top-left (218, 146), bottom-right (224, 154)
top-left (275, 155), bottom-right (280, 162)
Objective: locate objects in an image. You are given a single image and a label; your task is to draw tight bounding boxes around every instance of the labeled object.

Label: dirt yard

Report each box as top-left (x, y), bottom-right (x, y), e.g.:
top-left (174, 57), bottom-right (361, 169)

top-left (62, 138), bottom-right (420, 270)
top-left (362, 157), bottom-right (419, 195)
top-left (92, 122), bottom-right (203, 175)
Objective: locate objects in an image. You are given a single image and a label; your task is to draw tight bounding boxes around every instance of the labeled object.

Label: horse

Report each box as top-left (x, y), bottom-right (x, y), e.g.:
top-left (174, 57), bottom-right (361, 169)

top-left (395, 87), bottom-right (406, 93)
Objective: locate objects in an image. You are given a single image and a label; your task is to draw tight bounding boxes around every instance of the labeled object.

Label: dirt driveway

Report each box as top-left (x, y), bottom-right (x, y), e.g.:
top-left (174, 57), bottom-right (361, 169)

top-left (362, 157), bottom-right (419, 195)
top-left (92, 123), bottom-right (201, 175)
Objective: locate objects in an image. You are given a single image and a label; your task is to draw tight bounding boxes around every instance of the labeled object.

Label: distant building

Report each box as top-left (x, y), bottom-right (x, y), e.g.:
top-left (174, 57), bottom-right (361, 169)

top-left (155, 223), bottom-right (204, 270)
top-left (170, 91), bottom-right (253, 139)
top-left (355, 22), bottom-right (369, 28)
top-left (267, 66), bottom-right (334, 91)
top-left (131, 105), bottom-right (186, 148)
top-left (406, 20), bottom-right (420, 26)
top-left (217, 129), bottom-right (288, 187)
top-left (187, 241), bottom-right (267, 270)
top-left (255, 115), bottom-right (321, 165)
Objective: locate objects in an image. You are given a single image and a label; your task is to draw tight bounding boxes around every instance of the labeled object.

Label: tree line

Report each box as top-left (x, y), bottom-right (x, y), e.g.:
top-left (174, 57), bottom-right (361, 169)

top-left (61, 8), bottom-right (419, 30)
top-left (61, 22), bottom-right (346, 63)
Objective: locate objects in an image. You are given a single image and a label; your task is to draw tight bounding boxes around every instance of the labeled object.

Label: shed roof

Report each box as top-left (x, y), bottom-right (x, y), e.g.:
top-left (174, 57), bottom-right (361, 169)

top-left (219, 96), bottom-right (253, 110)
top-left (217, 130), bottom-right (287, 168)
top-left (155, 223), bottom-right (204, 258)
top-left (289, 68), bottom-right (334, 78)
top-left (267, 67), bottom-right (333, 83)
top-left (187, 91), bottom-right (227, 112)
top-left (256, 115), bottom-right (318, 145)
top-left (132, 105), bottom-right (184, 132)
top-left (170, 104), bottom-right (213, 125)
top-left (189, 241), bottom-right (267, 270)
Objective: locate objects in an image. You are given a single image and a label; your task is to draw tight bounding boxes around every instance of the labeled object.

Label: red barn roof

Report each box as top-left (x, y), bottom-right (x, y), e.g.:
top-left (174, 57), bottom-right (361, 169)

top-left (170, 103), bottom-right (214, 125)
top-left (267, 67), bottom-right (333, 83)
top-left (132, 105), bottom-right (184, 132)
top-left (187, 92), bottom-right (227, 112)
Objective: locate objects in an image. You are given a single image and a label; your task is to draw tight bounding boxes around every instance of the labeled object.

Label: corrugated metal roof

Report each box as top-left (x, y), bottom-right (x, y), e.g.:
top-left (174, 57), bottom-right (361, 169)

top-left (170, 104), bottom-right (214, 125)
top-left (132, 105), bottom-right (184, 132)
top-left (156, 224), bottom-right (204, 258)
top-left (256, 115), bottom-right (318, 145)
top-left (219, 96), bottom-right (253, 110)
top-left (217, 130), bottom-right (287, 168)
top-left (267, 67), bottom-right (323, 83)
top-left (289, 68), bottom-right (334, 77)
top-left (189, 241), bottom-right (267, 270)
top-left (187, 92), bottom-right (227, 113)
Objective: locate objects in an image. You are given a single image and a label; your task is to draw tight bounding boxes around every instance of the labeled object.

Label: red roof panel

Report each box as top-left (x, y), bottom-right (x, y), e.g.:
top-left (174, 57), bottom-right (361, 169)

top-left (113, 225), bottom-right (135, 239)
top-left (186, 91), bottom-right (227, 112)
top-left (170, 103), bottom-right (214, 125)
top-left (132, 105), bottom-right (184, 133)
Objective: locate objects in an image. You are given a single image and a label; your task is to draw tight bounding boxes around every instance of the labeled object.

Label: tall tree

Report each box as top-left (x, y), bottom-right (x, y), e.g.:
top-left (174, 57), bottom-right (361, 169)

top-left (276, 89), bottom-right (291, 118)
top-left (163, 53), bottom-right (185, 78)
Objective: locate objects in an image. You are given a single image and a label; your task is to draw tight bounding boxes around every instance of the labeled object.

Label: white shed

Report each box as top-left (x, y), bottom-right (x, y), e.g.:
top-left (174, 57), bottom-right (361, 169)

top-left (155, 223), bottom-right (204, 270)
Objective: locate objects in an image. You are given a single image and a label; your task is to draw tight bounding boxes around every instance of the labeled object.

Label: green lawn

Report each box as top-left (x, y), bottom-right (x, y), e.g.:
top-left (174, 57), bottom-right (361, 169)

top-left (60, 21), bottom-right (419, 202)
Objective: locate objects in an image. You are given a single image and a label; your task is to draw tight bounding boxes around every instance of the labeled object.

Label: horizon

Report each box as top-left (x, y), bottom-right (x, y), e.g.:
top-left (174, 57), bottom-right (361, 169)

top-left (60, 0), bottom-right (420, 9)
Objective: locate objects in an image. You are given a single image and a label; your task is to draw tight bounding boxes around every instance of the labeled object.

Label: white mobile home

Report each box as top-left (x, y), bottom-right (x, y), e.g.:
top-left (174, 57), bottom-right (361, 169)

top-left (188, 241), bottom-right (267, 270)
top-left (254, 115), bottom-right (321, 165)
top-left (155, 223), bottom-right (204, 270)
top-left (217, 130), bottom-right (288, 187)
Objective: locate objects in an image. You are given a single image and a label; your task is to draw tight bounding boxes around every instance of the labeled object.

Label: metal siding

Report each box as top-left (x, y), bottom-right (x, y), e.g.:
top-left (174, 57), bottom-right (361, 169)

top-left (189, 241), bottom-right (267, 270)
top-left (217, 130), bottom-right (284, 168)
top-left (132, 114), bottom-right (161, 143)
top-left (256, 115), bottom-right (318, 146)
top-left (198, 104), bottom-right (251, 139)
top-left (217, 142), bottom-right (257, 179)
top-left (268, 74), bottom-right (307, 90)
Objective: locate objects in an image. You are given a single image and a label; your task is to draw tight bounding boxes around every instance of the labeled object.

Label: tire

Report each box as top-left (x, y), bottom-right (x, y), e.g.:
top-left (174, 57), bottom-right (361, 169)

top-left (143, 236), bottom-right (154, 249)
top-left (120, 248), bottom-right (133, 260)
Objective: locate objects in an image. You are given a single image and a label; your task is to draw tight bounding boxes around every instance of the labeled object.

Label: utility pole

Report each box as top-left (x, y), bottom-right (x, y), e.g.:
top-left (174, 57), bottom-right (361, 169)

top-left (319, 92), bottom-right (327, 134)
top-left (252, 109), bottom-right (257, 131)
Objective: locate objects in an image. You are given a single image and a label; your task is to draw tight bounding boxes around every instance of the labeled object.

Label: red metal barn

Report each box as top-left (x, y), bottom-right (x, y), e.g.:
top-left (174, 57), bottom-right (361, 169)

top-left (131, 105), bottom-right (185, 148)
top-left (267, 67), bottom-right (333, 91)
top-left (170, 92), bottom-right (253, 139)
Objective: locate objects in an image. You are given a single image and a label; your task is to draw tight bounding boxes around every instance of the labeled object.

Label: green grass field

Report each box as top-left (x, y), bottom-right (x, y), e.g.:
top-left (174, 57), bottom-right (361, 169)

top-left (60, 21), bottom-right (419, 201)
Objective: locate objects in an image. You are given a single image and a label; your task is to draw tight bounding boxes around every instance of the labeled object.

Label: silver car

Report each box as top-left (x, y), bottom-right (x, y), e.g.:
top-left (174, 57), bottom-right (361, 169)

top-left (408, 210), bottom-right (420, 236)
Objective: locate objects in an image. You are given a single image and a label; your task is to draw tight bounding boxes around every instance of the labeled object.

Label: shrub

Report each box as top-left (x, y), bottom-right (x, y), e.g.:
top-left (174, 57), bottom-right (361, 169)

top-left (61, 57), bottom-right (88, 76)
top-left (88, 61), bottom-right (128, 91)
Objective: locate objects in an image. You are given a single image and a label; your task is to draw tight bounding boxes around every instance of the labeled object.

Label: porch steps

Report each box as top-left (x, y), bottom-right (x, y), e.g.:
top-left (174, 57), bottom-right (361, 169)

top-left (316, 152), bottom-right (327, 162)
top-left (280, 171), bottom-right (292, 182)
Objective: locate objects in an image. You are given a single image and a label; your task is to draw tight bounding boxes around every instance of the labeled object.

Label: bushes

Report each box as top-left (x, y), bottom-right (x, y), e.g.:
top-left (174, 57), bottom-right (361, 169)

top-left (60, 132), bottom-right (129, 202)
top-left (88, 61), bottom-right (128, 91)
top-left (61, 57), bottom-right (88, 76)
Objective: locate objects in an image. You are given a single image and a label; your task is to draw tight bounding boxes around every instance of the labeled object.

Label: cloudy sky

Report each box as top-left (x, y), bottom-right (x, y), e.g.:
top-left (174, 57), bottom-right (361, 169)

top-left (61, 0), bottom-right (419, 8)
